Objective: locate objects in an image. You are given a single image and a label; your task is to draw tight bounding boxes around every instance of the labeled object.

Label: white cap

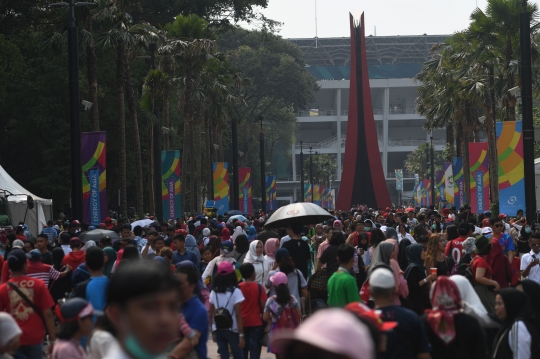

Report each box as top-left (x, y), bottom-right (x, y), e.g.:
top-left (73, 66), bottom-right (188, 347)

top-left (481, 227), bottom-right (493, 234)
top-left (370, 268), bottom-right (395, 289)
top-left (380, 226), bottom-right (388, 232)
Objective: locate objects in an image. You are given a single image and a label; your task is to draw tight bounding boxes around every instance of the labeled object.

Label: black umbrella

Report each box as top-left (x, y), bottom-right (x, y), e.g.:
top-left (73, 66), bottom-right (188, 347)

top-left (79, 229), bottom-right (120, 243)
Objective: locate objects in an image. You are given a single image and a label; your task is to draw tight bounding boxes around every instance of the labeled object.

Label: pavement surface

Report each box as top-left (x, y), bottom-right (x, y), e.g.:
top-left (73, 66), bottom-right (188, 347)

top-left (206, 335), bottom-right (276, 359)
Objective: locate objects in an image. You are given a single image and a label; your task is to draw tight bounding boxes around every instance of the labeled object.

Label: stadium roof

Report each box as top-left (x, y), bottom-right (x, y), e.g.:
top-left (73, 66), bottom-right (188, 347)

top-left (288, 35), bottom-right (450, 67)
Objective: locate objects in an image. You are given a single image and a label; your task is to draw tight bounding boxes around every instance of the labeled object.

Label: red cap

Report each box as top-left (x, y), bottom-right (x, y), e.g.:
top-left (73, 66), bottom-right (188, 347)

top-left (236, 221), bottom-right (244, 227)
top-left (345, 302), bottom-right (397, 332)
top-left (150, 216), bottom-right (155, 220)
top-left (175, 229), bottom-right (188, 235)
top-left (72, 220), bottom-right (80, 225)
top-left (104, 217), bottom-right (112, 222)
top-left (498, 213), bottom-right (507, 219)
top-left (481, 218), bottom-right (490, 228)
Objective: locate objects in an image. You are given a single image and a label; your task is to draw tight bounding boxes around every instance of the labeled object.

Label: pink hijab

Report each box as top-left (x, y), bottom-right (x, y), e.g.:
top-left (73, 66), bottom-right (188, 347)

top-left (264, 238), bottom-right (279, 260)
top-left (385, 239), bottom-right (409, 302)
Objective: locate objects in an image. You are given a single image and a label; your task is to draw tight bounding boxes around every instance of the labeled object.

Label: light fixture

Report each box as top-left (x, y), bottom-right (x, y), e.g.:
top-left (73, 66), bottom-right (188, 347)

top-left (508, 86), bottom-right (521, 97)
top-left (212, 144), bottom-right (219, 150)
top-left (478, 116), bottom-right (486, 124)
top-left (81, 100), bottom-right (92, 111)
top-left (161, 126), bottom-right (170, 134)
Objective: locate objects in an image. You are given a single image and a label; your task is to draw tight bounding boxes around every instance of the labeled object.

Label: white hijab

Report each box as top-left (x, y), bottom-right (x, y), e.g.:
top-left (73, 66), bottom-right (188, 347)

top-left (243, 240), bottom-right (264, 264)
top-left (449, 275), bottom-right (499, 328)
top-left (231, 226), bottom-right (244, 241)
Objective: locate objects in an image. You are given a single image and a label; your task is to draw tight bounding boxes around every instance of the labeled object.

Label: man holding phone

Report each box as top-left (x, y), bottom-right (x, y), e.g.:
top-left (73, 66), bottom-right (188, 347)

top-left (520, 233), bottom-right (540, 284)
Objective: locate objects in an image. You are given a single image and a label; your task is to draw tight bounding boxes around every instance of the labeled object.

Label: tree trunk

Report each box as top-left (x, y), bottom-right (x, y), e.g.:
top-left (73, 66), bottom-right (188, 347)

top-left (116, 40), bottom-right (128, 218)
top-left (485, 87), bottom-right (499, 206)
top-left (86, 17), bottom-right (100, 131)
top-left (446, 121), bottom-right (454, 162)
top-left (459, 113), bottom-right (471, 205)
top-left (162, 58), bottom-right (172, 150)
top-left (206, 115), bottom-right (213, 202)
top-left (125, 63), bottom-right (144, 218)
top-left (148, 123), bottom-right (155, 216)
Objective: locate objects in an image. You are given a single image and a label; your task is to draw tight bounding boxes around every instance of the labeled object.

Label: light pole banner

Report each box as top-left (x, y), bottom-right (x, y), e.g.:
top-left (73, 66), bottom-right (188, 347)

top-left (265, 175), bottom-right (277, 212)
top-left (424, 180), bottom-right (431, 207)
top-left (161, 150), bottom-right (181, 220)
top-left (418, 181), bottom-right (424, 207)
top-left (395, 169), bottom-right (403, 191)
top-left (329, 189), bottom-right (336, 209)
top-left (304, 183), bottom-right (312, 202)
top-left (496, 121), bottom-right (525, 215)
top-left (436, 170), bottom-right (445, 204)
top-left (238, 168), bottom-right (252, 214)
top-left (453, 157), bottom-right (465, 209)
top-left (320, 186), bottom-right (326, 208)
top-left (82, 132), bottom-right (107, 226)
top-left (444, 162), bottom-right (454, 204)
top-left (468, 142), bottom-right (490, 213)
top-left (213, 162), bottom-right (229, 216)
top-left (313, 184), bottom-right (320, 206)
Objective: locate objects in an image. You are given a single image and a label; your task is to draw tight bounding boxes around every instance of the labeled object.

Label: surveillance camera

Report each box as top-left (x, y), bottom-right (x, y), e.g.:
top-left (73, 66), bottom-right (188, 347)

top-left (508, 86), bottom-right (521, 97)
top-left (161, 126), bottom-right (170, 134)
top-left (81, 100), bottom-right (93, 111)
top-left (478, 116), bottom-right (486, 124)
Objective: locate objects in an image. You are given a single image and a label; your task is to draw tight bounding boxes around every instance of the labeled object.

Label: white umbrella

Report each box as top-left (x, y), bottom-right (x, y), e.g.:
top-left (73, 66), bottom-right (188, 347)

top-left (264, 202), bottom-right (335, 228)
top-left (227, 215), bottom-right (247, 223)
top-left (130, 219), bottom-right (154, 230)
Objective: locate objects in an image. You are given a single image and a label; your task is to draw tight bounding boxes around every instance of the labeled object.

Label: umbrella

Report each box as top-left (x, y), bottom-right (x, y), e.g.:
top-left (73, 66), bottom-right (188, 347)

top-left (227, 210), bottom-right (243, 216)
top-left (131, 219), bottom-right (154, 230)
top-left (264, 202), bottom-right (335, 228)
top-left (227, 215), bottom-right (247, 223)
top-left (79, 229), bottom-right (120, 243)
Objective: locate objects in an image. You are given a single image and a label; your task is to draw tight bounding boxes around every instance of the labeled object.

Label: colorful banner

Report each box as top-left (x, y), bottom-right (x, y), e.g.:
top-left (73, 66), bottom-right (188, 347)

top-left (497, 121), bottom-right (525, 216)
top-left (329, 189), bottom-right (336, 209)
top-left (395, 169), bottom-right (403, 191)
top-left (161, 150), bottom-right (181, 220)
top-left (304, 183), bottom-right (313, 202)
top-left (325, 188), bottom-right (332, 209)
top-left (444, 162), bottom-right (454, 205)
top-left (413, 174), bottom-right (420, 206)
top-left (238, 168), bottom-right (252, 214)
top-left (313, 184), bottom-right (321, 206)
top-left (213, 162), bottom-right (229, 216)
top-left (436, 170), bottom-right (445, 204)
top-left (82, 132), bottom-right (107, 226)
top-left (319, 186), bottom-right (326, 208)
top-left (418, 181), bottom-right (424, 207)
top-left (453, 157), bottom-right (465, 209)
top-left (265, 175), bottom-right (277, 212)
top-left (469, 142), bottom-right (490, 213)
top-left (423, 180), bottom-right (431, 207)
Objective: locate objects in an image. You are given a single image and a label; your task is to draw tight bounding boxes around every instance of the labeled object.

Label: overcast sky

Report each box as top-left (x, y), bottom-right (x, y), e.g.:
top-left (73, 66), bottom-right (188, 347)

top-left (249, 0), bottom-right (539, 38)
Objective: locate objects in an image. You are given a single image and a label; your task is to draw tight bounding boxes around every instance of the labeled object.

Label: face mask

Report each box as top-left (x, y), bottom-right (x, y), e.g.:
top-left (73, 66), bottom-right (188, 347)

top-left (526, 227), bottom-right (532, 234)
top-left (364, 227), bottom-right (371, 231)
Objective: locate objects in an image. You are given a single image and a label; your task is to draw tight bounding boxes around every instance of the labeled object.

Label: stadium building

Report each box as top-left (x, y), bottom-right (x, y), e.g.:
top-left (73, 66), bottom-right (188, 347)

top-left (271, 35), bottom-right (450, 206)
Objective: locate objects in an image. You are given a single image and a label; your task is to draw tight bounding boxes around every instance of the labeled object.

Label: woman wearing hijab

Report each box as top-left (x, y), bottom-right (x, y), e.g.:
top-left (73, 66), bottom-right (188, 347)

top-left (264, 238), bottom-right (280, 268)
top-left (486, 239), bottom-right (512, 290)
top-left (220, 227), bottom-right (231, 242)
top-left (516, 279), bottom-right (540, 335)
top-left (385, 239), bottom-right (409, 305)
top-left (492, 288), bottom-right (540, 359)
top-left (83, 240), bottom-right (97, 252)
top-left (449, 275), bottom-right (499, 329)
top-left (404, 243), bottom-right (435, 315)
top-left (471, 236), bottom-right (499, 313)
top-left (247, 226), bottom-right (257, 242)
top-left (421, 276), bottom-right (488, 359)
top-left (397, 237), bottom-right (412, 271)
top-left (385, 227), bottom-right (398, 241)
top-left (234, 234), bottom-right (250, 265)
top-left (243, 240), bottom-right (272, 286)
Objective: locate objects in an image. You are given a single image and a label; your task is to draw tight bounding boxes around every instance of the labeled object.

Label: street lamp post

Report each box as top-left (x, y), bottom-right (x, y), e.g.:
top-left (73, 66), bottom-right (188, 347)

top-left (521, 0), bottom-right (536, 223)
top-left (309, 147), bottom-right (314, 203)
top-left (430, 136), bottom-right (435, 207)
top-left (232, 119), bottom-right (239, 210)
top-left (50, 0), bottom-right (94, 221)
top-left (300, 141), bottom-right (305, 202)
top-left (259, 115), bottom-right (265, 212)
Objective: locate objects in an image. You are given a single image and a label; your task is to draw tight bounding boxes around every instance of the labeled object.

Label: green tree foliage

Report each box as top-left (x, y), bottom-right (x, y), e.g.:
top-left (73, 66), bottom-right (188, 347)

top-left (404, 144), bottom-right (444, 180)
top-left (303, 154), bottom-right (337, 187)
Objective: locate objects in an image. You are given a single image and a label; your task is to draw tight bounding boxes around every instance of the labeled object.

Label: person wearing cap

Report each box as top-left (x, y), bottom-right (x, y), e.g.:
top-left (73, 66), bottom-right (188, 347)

top-left (40, 220), bottom-right (58, 244)
top-left (201, 240), bottom-right (237, 285)
top-left (52, 298), bottom-right (100, 359)
top-left (370, 268), bottom-right (431, 359)
top-left (104, 260), bottom-right (181, 359)
top-left (0, 250), bottom-right (57, 357)
top-left (209, 261), bottom-right (245, 359)
top-left (327, 244), bottom-right (361, 307)
top-left (26, 249), bottom-right (71, 287)
top-left (421, 277), bottom-right (487, 358)
top-left (488, 217), bottom-right (516, 264)
top-left (103, 217), bottom-right (114, 230)
top-left (0, 312), bottom-right (22, 358)
top-left (62, 237), bottom-right (86, 270)
top-left (270, 308), bottom-right (375, 359)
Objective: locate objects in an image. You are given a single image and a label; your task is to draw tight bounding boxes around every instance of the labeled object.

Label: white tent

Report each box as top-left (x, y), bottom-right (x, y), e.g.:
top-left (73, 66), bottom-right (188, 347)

top-left (0, 165), bottom-right (53, 235)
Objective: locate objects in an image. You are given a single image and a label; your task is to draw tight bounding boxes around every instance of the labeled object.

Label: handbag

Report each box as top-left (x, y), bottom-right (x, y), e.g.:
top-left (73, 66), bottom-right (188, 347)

top-left (308, 269), bottom-right (328, 292)
top-left (8, 282), bottom-right (49, 335)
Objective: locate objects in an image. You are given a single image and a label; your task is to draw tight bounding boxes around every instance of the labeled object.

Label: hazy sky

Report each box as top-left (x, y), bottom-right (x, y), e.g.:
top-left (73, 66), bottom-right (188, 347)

top-left (249, 0), bottom-right (539, 38)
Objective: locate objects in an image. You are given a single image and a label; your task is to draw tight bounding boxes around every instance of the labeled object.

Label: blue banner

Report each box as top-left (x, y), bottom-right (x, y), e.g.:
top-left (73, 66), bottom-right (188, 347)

top-left (453, 157), bottom-right (464, 209)
top-left (89, 169), bottom-right (101, 226)
top-left (475, 171), bottom-right (485, 213)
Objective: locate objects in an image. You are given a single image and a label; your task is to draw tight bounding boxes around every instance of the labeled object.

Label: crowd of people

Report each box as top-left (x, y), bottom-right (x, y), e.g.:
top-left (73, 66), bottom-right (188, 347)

top-left (0, 204), bottom-right (540, 359)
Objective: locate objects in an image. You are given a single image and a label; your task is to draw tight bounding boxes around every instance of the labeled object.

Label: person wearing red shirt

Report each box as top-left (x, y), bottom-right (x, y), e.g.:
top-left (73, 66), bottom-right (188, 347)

top-left (444, 222), bottom-right (472, 264)
top-left (239, 263), bottom-right (268, 359)
top-left (62, 237), bottom-right (86, 270)
top-left (14, 226), bottom-right (26, 241)
top-left (471, 236), bottom-right (499, 314)
top-left (0, 250), bottom-right (56, 357)
top-left (26, 250), bottom-right (71, 287)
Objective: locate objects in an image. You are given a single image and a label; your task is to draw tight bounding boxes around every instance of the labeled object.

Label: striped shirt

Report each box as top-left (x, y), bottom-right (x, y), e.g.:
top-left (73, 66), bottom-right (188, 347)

top-left (26, 262), bottom-right (61, 287)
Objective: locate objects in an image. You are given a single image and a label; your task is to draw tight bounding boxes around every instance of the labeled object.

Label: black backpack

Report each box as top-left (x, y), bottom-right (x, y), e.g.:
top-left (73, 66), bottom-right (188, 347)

top-left (214, 291), bottom-right (234, 330)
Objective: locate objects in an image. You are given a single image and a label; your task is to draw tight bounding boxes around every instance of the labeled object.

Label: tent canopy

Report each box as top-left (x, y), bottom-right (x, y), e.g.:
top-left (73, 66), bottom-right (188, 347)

top-left (0, 165), bottom-right (53, 234)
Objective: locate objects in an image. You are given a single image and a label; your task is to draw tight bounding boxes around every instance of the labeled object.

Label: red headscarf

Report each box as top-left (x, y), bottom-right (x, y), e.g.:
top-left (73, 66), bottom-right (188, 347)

top-left (220, 227), bottom-right (231, 242)
top-left (426, 276), bottom-right (462, 345)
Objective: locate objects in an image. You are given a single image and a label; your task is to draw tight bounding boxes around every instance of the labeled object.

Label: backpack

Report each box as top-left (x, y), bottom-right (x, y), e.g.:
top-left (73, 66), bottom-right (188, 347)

top-left (196, 231), bottom-right (204, 246)
top-left (274, 296), bottom-right (300, 330)
top-left (214, 291), bottom-right (235, 330)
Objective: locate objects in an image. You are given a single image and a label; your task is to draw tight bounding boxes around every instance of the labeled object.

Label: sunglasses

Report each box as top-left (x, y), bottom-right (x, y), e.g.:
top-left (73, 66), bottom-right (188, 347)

top-left (530, 243), bottom-right (540, 247)
top-left (494, 224), bottom-right (504, 228)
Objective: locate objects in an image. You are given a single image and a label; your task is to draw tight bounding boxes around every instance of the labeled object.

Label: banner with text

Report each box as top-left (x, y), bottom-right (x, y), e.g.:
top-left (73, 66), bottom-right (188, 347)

top-left (161, 150), bottom-right (181, 220)
top-left (265, 175), bottom-right (277, 212)
top-left (436, 170), bottom-right (445, 205)
top-left (469, 142), bottom-right (490, 213)
top-left (497, 121), bottom-right (525, 216)
top-left (82, 132), bottom-right (107, 226)
top-left (238, 168), bottom-right (253, 214)
top-left (304, 183), bottom-right (313, 203)
top-left (444, 162), bottom-right (454, 205)
top-left (313, 184), bottom-right (321, 206)
top-left (424, 180), bottom-right (431, 207)
top-left (418, 181), bottom-right (425, 207)
top-left (453, 157), bottom-right (465, 209)
top-left (213, 162), bottom-right (229, 216)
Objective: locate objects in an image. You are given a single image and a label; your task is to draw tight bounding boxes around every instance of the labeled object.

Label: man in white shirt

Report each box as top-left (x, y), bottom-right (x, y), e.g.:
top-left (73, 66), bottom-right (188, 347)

top-left (520, 233), bottom-right (540, 284)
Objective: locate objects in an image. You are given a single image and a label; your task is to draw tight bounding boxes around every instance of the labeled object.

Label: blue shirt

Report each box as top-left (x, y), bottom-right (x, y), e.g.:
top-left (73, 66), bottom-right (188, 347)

top-left (86, 276), bottom-right (109, 311)
top-left (487, 232), bottom-right (515, 254)
top-left (183, 296), bottom-right (208, 359)
top-left (40, 226), bottom-right (58, 243)
top-left (172, 250), bottom-right (198, 267)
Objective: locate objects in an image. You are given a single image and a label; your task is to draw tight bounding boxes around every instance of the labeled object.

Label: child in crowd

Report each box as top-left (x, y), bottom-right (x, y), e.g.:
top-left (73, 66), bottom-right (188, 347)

top-left (200, 246), bottom-right (212, 276)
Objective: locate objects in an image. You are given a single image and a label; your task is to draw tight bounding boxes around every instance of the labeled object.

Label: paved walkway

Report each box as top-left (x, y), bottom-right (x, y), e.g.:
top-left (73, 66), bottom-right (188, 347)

top-left (206, 336), bottom-right (275, 359)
